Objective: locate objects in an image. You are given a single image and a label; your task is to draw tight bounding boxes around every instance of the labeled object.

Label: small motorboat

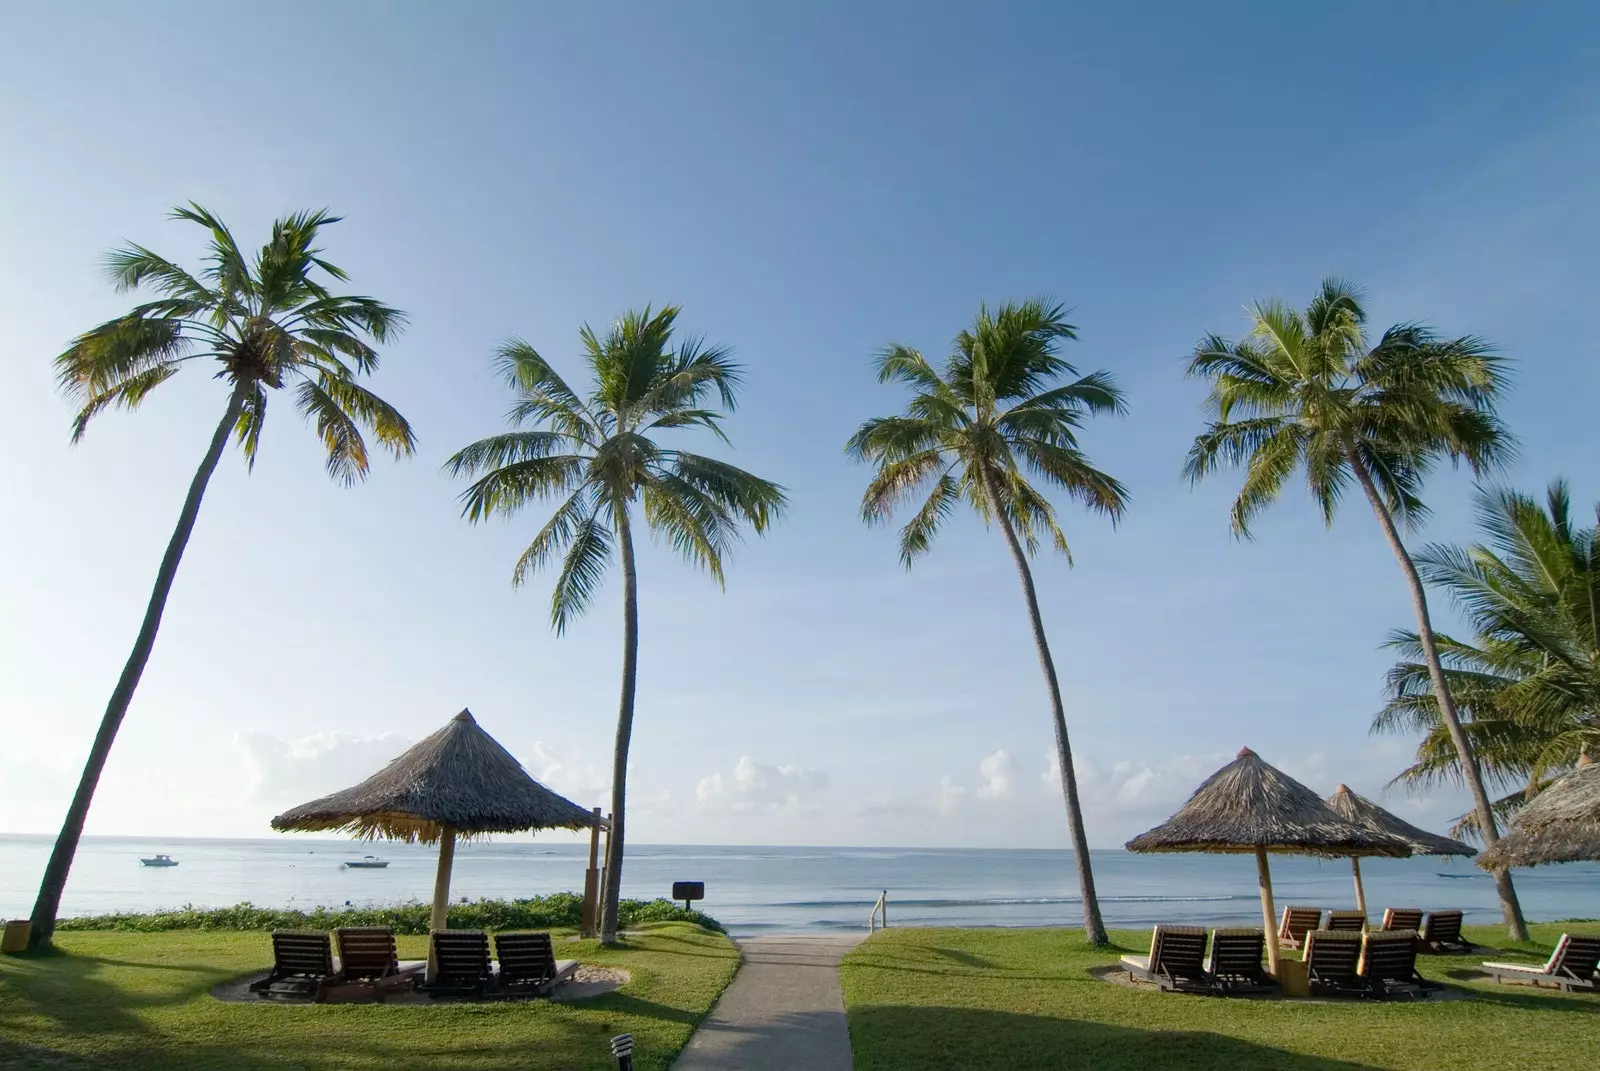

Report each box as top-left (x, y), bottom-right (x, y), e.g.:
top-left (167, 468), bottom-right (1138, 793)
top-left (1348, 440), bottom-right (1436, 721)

top-left (343, 855), bottom-right (390, 869)
top-left (140, 854), bottom-right (179, 867)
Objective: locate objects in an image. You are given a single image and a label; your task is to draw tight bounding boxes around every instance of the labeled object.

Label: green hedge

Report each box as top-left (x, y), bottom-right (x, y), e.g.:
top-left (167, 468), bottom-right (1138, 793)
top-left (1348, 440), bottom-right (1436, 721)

top-left (55, 893), bottom-right (723, 934)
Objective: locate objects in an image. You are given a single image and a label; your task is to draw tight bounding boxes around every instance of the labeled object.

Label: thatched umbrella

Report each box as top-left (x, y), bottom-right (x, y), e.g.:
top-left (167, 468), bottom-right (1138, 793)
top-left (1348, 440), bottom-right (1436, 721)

top-left (272, 709), bottom-right (596, 975)
top-left (1477, 756), bottom-right (1600, 870)
top-left (1325, 784), bottom-right (1475, 920)
top-left (1126, 748), bottom-right (1409, 974)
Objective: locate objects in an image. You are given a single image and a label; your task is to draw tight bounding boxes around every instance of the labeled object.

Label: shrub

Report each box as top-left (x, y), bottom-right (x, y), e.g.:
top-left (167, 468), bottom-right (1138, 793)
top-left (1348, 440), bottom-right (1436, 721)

top-left (56, 894), bottom-right (723, 934)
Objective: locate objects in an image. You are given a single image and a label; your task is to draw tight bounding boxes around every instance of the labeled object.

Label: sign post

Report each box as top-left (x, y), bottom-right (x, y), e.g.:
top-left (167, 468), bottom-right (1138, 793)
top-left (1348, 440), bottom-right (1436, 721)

top-left (671, 881), bottom-right (705, 913)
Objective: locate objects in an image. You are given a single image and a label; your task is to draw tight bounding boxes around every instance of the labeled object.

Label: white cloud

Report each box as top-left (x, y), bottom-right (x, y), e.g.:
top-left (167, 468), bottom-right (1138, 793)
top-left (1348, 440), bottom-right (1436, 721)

top-left (233, 730), bottom-right (413, 805)
top-left (1046, 751), bottom-right (1227, 816)
top-left (937, 775), bottom-right (968, 814)
top-left (696, 756), bottom-right (829, 814)
top-left (527, 741), bottom-right (611, 809)
top-left (976, 749), bottom-right (1015, 798)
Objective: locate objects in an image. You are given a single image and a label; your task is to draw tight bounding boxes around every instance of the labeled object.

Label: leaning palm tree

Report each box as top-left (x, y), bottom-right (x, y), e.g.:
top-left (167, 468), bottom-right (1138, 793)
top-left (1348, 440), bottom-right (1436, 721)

top-left (1183, 278), bottom-right (1528, 938)
top-left (447, 306), bottom-right (784, 944)
top-left (847, 299), bottom-right (1127, 946)
top-left (31, 204), bottom-right (413, 948)
top-left (1375, 480), bottom-right (1600, 835)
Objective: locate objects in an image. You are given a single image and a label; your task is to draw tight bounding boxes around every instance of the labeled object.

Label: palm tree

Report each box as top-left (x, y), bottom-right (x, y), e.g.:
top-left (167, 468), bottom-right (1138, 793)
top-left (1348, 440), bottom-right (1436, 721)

top-left (846, 299), bottom-right (1127, 946)
top-left (1183, 278), bottom-right (1529, 938)
top-left (32, 204), bottom-right (413, 948)
top-left (1375, 480), bottom-right (1600, 833)
top-left (447, 306), bottom-right (785, 944)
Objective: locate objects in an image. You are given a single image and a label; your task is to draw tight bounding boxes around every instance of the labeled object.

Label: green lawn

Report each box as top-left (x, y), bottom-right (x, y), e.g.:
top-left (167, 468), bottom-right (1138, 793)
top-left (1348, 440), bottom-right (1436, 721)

top-left (841, 923), bottom-right (1600, 1071)
top-left (0, 922), bottom-right (738, 1071)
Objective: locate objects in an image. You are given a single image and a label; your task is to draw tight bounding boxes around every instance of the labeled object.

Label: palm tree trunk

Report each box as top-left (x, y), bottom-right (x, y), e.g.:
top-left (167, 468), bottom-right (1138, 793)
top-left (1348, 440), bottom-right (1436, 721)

top-left (1345, 448), bottom-right (1528, 940)
top-left (28, 387), bottom-right (247, 949)
top-left (980, 467), bottom-right (1109, 946)
top-left (599, 500), bottom-right (639, 946)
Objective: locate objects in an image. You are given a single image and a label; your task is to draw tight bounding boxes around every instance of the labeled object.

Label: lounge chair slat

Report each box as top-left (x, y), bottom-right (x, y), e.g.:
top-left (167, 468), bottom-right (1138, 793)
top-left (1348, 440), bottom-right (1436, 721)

top-left (495, 932), bottom-right (562, 994)
top-left (1419, 910), bottom-right (1472, 953)
top-left (1278, 906), bottom-right (1324, 949)
top-left (1381, 908), bottom-right (1423, 932)
top-left (1358, 930), bottom-right (1431, 999)
top-left (250, 930), bottom-right (334, 998)
top-left (1303, 929), bottom-right (1364, 997)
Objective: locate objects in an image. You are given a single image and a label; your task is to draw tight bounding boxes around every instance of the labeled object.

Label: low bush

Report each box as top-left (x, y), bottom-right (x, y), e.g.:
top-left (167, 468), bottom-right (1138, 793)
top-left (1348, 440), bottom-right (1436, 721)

top-left (56, 893), bottom-right (723, 934)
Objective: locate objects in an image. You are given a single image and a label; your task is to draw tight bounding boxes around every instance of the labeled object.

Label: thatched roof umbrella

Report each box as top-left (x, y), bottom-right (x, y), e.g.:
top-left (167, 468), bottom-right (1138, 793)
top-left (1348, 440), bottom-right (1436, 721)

top-left (272, 709), bottom-right (596, 976)
top-left (1477, 756), bottom-right (1600, 870)
top-left (1126, 748), bottom-right (1409, 975)
top-left (1326, 784), bottom-right (1475, 920)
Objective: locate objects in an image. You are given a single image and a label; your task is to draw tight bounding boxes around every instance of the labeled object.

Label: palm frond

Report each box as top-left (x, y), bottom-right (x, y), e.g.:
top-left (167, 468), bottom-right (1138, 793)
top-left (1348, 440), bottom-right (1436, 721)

top-left (294, 377), bottom-right (370, 486)
top-left (67, 364), bottom-right (180, 442)
top-left (549, 510), bottom-right (614, 634)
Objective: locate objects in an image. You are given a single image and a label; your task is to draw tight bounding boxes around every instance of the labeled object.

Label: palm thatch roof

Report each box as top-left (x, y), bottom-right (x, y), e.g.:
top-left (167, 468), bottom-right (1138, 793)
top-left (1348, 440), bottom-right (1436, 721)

top-left (1477, 759), bottom-right (1600, 869)
top-left (1125, 748), bottom-right (1411, 857)
top-left (1326, 784), bottom-right (1476, 858)
top-left (271, 709), bottom-right (597, 843)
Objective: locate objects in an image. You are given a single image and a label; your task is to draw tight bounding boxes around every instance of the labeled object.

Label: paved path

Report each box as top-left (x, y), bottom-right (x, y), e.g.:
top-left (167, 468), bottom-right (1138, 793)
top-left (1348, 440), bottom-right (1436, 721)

top-left (673, 934), bottom-right (865, 1071)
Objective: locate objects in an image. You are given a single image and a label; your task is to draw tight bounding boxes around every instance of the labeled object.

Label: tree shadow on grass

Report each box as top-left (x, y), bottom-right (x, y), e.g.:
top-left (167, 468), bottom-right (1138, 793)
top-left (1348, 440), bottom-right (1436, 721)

top-left (849, 1005), bottom-right (1387, 1071)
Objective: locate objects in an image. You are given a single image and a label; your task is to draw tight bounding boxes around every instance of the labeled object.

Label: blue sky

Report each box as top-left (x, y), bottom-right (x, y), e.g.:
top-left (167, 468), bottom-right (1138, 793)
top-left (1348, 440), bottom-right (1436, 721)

top-left (1, 2), bottom-right (1596, 849)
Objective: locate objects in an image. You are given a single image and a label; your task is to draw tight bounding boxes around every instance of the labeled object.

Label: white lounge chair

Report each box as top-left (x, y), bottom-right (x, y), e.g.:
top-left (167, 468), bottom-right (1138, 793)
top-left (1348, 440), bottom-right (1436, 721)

top-left (1483, 934), bottom-right (1600, 993)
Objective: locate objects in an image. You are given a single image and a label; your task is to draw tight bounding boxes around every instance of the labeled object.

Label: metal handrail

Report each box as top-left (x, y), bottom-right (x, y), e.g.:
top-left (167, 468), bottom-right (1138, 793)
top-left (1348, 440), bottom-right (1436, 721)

top-left (868, 889), bottom-right (888, 932)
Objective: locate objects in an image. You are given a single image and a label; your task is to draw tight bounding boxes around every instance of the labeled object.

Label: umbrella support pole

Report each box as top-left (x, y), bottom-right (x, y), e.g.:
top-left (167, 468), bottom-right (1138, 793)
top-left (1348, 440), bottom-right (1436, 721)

top-left (1256, 847), bottom-right (1281, 977)
top-left (1350, 856), bottom-right (1368, 924)
top-left (427, 825), bottom-right (457, 983)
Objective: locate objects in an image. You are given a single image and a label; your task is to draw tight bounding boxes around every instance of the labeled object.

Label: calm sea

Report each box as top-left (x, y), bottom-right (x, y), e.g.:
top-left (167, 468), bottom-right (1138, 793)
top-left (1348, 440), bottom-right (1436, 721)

top-left (1, 835), bottom-right (1593, 936)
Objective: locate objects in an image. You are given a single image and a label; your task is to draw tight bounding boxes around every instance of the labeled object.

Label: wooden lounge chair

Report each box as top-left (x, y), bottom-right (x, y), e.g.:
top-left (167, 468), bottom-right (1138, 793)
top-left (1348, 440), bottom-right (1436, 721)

top-left (1358, 930), bottom-right (1432, 999)
top-left (1380, 908), bottom-right (1423, 932)
top-left (419, 930), bottom-right (494, 998)
top-left (1277, 906), bottom-right (1324, 950)
top-left (1482, 934), bottom-right (1600, 994)
top-left (1303, 929), bottom-right (1365, 998)
top-left (1419, 909), bottom-right (1473, 953)
top-left (494, 932), bottom-right (577, 996)
top-left (1324, 910), bottom-right (1366, 933)
top-left (332, 927), bottom-right (419, 998)
top-left (1206, 928), bottom-right (1272, 993)
top-left (1118, 924), bottom-right (1212, 993)
top-left (248, 930), bottom-right (333, 999)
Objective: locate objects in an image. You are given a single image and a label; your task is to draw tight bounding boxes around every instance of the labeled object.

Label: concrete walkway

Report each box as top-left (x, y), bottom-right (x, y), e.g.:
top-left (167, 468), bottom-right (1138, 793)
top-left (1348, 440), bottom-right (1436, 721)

top-left (673, 934), bottom-right (865, 1071)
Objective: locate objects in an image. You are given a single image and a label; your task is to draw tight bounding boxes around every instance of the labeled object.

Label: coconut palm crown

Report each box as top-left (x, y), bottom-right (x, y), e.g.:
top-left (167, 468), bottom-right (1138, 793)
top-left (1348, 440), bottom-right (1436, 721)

top-left (1182, 277), bottom-right (1529, 938)
top-left (447, 305), bottom-right (785, 943)
top-left (1375, 480), bottom-right (1600, 836)
top-left (58, 203), bottom-right (413, 479)
top-left (847, 298), bottom-right (1127, 946)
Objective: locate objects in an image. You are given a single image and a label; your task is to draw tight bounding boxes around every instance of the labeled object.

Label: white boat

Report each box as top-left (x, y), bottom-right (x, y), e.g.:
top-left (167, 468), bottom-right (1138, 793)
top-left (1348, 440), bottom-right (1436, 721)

top-left (343, 855), bottom-right (390, 869)
top-left (140, 854), bottom-right (179, 867)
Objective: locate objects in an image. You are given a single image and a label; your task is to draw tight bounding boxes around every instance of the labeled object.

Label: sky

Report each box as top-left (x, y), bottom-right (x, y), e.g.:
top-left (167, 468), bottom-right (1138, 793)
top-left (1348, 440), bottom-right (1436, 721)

top-left (1, 2), bottom-right (1597, 851)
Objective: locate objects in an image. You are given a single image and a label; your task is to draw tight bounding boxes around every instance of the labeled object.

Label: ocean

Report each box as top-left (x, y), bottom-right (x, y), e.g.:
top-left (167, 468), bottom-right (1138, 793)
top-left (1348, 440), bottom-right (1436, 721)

top-left (1, 835), bottom-right (1594, 936)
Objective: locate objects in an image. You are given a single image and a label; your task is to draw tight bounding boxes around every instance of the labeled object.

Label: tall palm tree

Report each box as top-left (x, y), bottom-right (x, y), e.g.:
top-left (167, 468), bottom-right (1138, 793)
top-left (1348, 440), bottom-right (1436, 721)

top-left (447, 306), bottom-right (785, 944)
top-left (846, 299), bottom-right (1127, 946)
top-left (1183, 278), bottom-right (1529, 938)
top-left (32, 205), bottom-right (413, 948)
top-left (1375, 480), bottom-right (1600, 832)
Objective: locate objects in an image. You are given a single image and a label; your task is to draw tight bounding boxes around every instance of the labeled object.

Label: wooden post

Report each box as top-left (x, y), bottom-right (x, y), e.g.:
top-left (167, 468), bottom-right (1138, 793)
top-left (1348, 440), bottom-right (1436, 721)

top-left (881, 889), bottom-right (887, 929)
top-left (581, 807), bottom-right (602, 938)
top-left (427, 825), bottom-right (457, 983)
top-left (596, 813), bottom-right (613, 930)
top-left (1350, 856), bottom-right (1369, 926)
top-left (1256, 846), bottom-right (1281, 976)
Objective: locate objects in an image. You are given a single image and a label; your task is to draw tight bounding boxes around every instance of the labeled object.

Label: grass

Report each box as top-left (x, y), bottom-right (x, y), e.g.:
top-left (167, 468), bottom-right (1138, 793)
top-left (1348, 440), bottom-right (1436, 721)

top-left (841, 923), bottom-right (1600, 1071)
top-left (0, 921), bottom-right (738, 1071)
